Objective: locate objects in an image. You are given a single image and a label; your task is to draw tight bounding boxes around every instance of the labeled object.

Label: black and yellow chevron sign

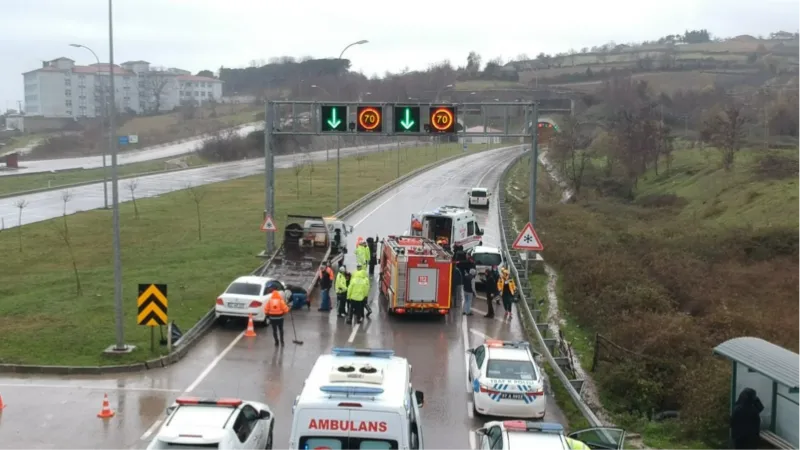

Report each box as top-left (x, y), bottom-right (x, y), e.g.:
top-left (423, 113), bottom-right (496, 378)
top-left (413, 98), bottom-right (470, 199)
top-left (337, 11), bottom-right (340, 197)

top-left (137, 284), bottom-right (168, 326)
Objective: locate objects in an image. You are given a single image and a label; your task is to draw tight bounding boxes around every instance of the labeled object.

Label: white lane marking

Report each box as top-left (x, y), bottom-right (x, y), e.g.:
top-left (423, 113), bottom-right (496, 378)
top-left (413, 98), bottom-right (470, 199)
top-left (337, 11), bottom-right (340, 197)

top-left (140, 331), bottom-right (245, 441)
top-left (469, 328), bottom-right (492, 340)
top-left (469, 307), bottom-right (507, 323)
top-left (347, 323), bottom-right (361, 343)
top-left (469, 430), bottom-right (477, 450)
top-left (475, 150), bottom-right (522, 187)
top-left (140, 419), bottom-right (163, 441)
top-left (467, 401), bottom-right (474, 419)
top-left (352, 186), bottom-right (412, 228)
top-left (0, 383), bottom-right (181, 393)
top-left (462, 314), bottom-right (472, 394)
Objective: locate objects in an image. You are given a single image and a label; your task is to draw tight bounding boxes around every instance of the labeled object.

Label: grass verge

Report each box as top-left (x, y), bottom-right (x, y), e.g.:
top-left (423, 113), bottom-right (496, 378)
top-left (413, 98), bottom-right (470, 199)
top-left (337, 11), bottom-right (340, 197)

top-left (0, 154), bottom-right (209, 197)
top-left (0, 142), bottom-right (498, 366)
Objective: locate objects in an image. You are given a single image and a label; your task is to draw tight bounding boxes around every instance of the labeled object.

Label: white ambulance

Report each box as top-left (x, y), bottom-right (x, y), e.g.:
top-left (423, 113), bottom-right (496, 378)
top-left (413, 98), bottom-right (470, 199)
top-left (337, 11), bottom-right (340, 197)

top-left (289, 347), bottom-right (426, 450)
top-left (409, 205), bottom-right (484, 251)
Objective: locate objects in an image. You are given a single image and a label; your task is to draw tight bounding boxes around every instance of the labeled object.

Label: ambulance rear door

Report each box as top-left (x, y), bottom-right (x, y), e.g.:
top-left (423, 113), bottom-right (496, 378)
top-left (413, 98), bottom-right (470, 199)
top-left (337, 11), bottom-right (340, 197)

top-left (292, 407), bottom-right (351, 449)
top-left (348, 409), bottom-right (405, 449)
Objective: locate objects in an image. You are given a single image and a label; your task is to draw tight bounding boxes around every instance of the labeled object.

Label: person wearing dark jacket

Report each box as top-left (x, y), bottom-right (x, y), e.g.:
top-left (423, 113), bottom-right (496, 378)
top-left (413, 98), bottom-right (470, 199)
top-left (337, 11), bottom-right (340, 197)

top-left (317, 262), bottom-right (334, 312)
top-left (451, 264), bottom-right (463, 308)
top-left (366, 236), bottom-right (378, 277)
top-left (730, 388), bottom-right (764, 449)
top-left (484, 267), bottom-right (499, 318)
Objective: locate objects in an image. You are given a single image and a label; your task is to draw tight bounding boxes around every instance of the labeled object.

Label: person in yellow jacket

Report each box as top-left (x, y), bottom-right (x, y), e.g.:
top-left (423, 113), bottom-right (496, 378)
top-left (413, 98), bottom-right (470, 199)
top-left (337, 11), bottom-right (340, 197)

top-left (354, 265), bottom-right (374, 319)
top-left (355, 237), bottom-right (370, 268)
top-left (496, 268), bottom-right (517, 319)
top-left (264, 290), bottom-right (290, 346)
top-left (565, 437), bottom-right (590, 450)
top-left (346, 264), bottom-right (370, 325)
top-left (335, 266), bottom-right (349, 318)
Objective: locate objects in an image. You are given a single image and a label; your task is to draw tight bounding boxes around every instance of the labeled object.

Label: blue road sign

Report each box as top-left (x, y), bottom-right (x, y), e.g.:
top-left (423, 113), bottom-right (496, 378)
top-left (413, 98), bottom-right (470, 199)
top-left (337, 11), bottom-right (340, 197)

top-left (118, 136), bottom-right (129, 146)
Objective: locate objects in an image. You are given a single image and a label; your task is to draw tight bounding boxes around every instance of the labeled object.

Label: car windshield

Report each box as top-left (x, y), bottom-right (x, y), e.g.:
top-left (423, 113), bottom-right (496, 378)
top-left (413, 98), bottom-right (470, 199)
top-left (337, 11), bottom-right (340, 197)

top-left (472, 252), bottom-right (501, 266)
top-left (225, 282), bottom-right (262, 296)
top-left (471, 190), bottom-right (487, 197)
top-left (486, 358), bottom-right (538, 381)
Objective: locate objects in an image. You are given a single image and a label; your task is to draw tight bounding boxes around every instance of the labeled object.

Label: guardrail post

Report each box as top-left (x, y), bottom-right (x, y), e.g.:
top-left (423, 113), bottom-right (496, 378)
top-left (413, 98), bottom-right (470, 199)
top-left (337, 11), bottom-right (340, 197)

top-left (569, 379), bottom-right (585, 393)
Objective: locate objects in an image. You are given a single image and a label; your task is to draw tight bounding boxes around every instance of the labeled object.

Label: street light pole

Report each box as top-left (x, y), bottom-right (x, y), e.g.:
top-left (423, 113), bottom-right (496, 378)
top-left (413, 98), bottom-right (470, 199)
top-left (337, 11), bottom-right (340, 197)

top-left (69, 43), bottom-right (109, 209)
top-left (334, 40), bottom-right (368, 212)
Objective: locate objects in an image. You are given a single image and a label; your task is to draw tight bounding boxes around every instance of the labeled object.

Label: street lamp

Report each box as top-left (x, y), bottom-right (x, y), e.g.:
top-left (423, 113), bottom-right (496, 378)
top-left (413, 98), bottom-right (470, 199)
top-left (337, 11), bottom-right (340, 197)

top-left (334, 39), bottom-right (368, 212)
top-left (69, 43), bottom-right (109, 209)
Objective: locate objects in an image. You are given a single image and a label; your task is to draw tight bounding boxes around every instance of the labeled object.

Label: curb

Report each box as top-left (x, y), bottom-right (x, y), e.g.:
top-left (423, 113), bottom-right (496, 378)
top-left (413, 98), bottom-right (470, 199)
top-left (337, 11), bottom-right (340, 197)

top-left (0, 144), bottom-right (515, 375)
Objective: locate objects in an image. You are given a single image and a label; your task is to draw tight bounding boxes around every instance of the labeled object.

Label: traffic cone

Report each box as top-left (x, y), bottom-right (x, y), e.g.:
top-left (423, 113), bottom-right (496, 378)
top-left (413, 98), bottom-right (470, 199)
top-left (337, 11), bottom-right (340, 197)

top-left (97, 393), bottom-right (115, 418)
top-left (0, 392), bottom-right (5, 410)
top-left (244, 314), bottom-right (257, 337)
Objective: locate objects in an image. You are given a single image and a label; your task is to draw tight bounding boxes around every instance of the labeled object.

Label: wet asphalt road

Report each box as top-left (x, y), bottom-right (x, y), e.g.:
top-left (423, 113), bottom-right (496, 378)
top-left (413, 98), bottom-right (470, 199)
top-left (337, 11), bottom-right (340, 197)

top-left (0, 140), bottom-right (419, 230)
top-left (0, 145), bottom-right (567, 449)
top-left (0, 124), bottom-right (261, 177)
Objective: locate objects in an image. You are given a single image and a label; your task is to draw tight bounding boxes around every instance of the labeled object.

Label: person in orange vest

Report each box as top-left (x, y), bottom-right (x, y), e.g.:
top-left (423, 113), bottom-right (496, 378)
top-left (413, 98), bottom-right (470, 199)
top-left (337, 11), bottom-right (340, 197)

top-left (317, 261), bottom-right (334, 312)
top-left (264, 290), bottom-right (289, 346)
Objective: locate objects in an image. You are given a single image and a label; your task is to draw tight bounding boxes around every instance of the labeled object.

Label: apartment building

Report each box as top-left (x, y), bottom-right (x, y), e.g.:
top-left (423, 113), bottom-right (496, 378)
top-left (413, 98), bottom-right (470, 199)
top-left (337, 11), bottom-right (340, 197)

top-left (22, 57), bottom-right (223, 118)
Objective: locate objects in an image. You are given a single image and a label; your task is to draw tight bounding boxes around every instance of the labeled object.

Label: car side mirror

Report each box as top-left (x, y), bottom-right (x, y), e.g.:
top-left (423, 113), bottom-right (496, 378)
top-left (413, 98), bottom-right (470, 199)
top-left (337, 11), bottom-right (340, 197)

top-left (348, 225), bottom-right (354, 233)
top-left (414, 390), bottom-right (425, 407)
top-left (465, 348), bottom-right (474, 354)
top-left (477, 228), bottom-right (484, 236)
top-left (259, 409), bottom-right (271, 420)
top-left (476, 428), bottom-right (487, 436)
top-left (166, 406), bottom-right (176, 416)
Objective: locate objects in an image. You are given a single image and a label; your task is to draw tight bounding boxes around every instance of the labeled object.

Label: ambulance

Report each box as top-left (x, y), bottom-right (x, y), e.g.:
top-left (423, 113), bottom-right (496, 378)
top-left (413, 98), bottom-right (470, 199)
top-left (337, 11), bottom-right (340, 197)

top-left (409, 205), bottom-right (484, 251)
top-left (289, 347), bottom-right (426, 450)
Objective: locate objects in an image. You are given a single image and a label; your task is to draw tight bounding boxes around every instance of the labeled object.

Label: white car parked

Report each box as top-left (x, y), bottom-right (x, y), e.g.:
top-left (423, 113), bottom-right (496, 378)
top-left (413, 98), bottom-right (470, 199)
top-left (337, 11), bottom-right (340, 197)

top-left (476, 420), bottom-right (626, 450)
top-left (468, 340), bottom-right (546, 419)
top-left (215, 276), bottom-right (290, 326)
top-left (147, 397), bottom-right (275, 449)
top-left (469, 245), bottom-right (504, 285)
top-left (468, 187), bottom-right (491, 208)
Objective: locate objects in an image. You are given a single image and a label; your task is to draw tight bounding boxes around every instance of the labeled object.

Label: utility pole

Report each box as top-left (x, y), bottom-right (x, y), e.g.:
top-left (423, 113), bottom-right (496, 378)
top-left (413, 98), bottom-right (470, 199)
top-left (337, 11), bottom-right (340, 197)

top-left (529, 104), bottom-right (539, 226)
top-left (104, 0), bottom-right (132, 354)
top-left (264, 102), bottom-right (275, 254)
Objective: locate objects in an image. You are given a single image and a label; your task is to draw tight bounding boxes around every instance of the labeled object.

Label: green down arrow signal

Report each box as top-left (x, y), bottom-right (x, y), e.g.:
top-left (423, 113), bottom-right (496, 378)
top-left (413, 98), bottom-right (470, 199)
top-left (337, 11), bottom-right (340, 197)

top-left (327, 108), bottom-right (342, 129)
top-left (399, 108), bottom-right (415, 130)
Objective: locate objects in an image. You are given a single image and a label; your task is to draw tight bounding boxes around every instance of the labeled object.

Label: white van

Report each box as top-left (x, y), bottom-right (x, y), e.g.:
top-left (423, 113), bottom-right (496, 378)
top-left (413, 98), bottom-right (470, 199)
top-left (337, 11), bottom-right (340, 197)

top-left (409, 205), bottom-right (484, 251)
top-left (469, 245), bottom-right (504, 285)
top-left (289, 348), bottom-right (425, 450)
top-left (467, 187), bottom-right (491, 208)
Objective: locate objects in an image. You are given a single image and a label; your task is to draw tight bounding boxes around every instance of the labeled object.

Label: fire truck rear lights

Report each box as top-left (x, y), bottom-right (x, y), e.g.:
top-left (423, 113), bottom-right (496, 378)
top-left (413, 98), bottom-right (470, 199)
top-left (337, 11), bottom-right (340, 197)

top-left (395, 308), bottom-right (407, 314)
top-left (332, 347), bottom-right (395, 358)
top-left (175, 397), bottom-right (243, 407)
top-left (438, 309), bottom-right (448, 315)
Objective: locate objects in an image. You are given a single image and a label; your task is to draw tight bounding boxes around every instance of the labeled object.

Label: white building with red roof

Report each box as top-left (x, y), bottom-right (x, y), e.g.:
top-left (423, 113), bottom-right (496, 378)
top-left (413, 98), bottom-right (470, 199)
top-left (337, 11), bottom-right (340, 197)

top-left (22, 57), bottom-right (223, 118)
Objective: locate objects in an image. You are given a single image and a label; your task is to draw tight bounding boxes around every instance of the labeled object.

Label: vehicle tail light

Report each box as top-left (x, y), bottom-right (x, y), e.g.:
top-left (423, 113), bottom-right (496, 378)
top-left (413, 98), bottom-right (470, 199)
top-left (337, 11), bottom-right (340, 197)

top-left (479, 384), bottom-right (495, 394)
top-left (249, 301), bottom-right (262, 308)
top-left (216, 298), bottom-right (223, 305)
top-left (337, 402), bottom-right (362, 407)
top-left (395, 308), bottom-right (406, 314)
top-left (438, 309), bottom-right (447, 315)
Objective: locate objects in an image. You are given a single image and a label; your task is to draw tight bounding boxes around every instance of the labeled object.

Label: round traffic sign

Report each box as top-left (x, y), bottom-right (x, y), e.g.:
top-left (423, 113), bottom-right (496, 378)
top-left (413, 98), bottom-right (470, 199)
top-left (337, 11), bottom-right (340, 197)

top-left (358, 107), bottom-right (381, 131)
top-left (430, 107), bottom-right (454, 131)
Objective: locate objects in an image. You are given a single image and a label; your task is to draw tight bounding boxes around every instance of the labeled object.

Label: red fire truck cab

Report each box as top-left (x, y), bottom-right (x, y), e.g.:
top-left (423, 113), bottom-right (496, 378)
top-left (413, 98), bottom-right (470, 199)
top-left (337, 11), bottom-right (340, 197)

top-left (379, 236), bottom-right (453, 316)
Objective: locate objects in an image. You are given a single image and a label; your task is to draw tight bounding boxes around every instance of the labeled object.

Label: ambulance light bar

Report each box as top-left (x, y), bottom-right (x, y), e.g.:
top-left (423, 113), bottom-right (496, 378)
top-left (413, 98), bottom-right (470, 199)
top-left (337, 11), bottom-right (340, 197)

top-left (175, 397), bottom-right (243, 407)
top-left (332, 347), bottom-right (395, 358)
top-left (503, 420), bottom-right (564, 433)
top-left (320, 386), bottom-right (385, 396)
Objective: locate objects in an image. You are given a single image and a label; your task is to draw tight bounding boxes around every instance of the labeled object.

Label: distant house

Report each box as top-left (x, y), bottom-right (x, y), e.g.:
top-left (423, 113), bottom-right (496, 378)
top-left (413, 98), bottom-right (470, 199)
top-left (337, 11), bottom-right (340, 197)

top-left (460, 126), bottom-right (503, 145)
top-left (771, 31), bottom-right (797, 41)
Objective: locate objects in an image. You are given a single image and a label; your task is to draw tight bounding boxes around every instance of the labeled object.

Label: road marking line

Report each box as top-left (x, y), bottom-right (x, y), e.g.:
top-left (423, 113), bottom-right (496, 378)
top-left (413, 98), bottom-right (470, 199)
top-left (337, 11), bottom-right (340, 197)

top-left (462, 314), bottom-right (472, 394)
top-left (469, 430), bottom-right (477, 450)
top-left (140, 330), bottom-right (245, 441)
top-left (140, 419), bottom-right (163, 441)
top-left (0, 383), bottom-right (181, 393)
top-left (347, 323), bottom-right (361, 343)
top-left (469, 329), bottom-right (493, 340)
top-left (467, 401), bottom-right (474, 419)
top-left (352, 187), bottom-right (412, 228)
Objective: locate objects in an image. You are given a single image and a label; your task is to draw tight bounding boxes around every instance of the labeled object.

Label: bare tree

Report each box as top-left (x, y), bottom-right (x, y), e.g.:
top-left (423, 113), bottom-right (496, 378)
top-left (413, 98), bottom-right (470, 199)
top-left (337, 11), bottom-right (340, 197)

top-left (57, 190), bottom-right (82, 296)
top-left (291, 153), bottom-right (306, 199)
top-left (701, 103), bottom-right (747, 171)
top-left (185, 184), bottom-right (207, 241)
top-left (144, 72), bottom-right (173, 113)
top-left (305, 154), bottom-right (316, 194)
top-left (126, 179), bottom-right (140, 219)
top-left (550, 118), bottom-right (592, 195)
top-left (14, 199), bottom-right (28, 252)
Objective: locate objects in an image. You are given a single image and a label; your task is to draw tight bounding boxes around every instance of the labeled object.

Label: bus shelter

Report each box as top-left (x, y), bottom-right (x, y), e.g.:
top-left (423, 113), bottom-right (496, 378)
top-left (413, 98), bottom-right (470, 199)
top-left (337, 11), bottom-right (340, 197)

top-left (713, 336), bottom-right (799, 449)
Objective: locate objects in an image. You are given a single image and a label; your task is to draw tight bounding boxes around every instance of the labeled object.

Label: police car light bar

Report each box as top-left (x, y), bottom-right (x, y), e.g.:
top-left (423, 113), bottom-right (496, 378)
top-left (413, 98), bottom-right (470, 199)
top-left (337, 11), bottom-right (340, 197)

top-left (503, 420), bottom-right (564, 433)
top-left (332, 347), bottom-right (395, 358)
top-left (485, 339), bottom-right (530, 348)
top-left (175, 397), bottom-right (243, 407)
top-left (320, 385), bottom-right (385, 396)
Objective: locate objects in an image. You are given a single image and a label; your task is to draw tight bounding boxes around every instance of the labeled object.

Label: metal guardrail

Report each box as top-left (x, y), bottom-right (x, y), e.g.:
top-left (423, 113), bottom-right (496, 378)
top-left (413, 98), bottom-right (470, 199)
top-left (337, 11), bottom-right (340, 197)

top-left (495, 151), bottom-right (605, 428)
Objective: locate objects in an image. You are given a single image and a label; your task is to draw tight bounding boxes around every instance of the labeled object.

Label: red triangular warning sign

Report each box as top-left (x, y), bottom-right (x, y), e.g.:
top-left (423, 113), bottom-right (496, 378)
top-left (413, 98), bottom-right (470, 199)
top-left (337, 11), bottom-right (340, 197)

top-left (260, 215), bottom-right (278, 232)
top-left (512, 222), bottom-right (543, 251)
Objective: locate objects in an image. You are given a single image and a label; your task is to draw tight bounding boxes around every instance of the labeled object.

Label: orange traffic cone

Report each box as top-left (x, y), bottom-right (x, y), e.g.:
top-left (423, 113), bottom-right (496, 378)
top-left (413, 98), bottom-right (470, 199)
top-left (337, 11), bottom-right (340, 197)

top-left (0, 392), bottom-right (5, 410)
top-left (97, 393), bottom-right (115, 418)
top-left (244, 314), bottom-right (257, 337)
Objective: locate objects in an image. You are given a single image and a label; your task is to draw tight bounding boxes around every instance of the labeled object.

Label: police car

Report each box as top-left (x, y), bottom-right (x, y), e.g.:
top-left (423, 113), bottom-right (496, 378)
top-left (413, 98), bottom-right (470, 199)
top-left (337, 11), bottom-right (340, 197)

top-left (146, 397), bottom-right (275, 449)
top-left (476, 420), bottom-right (626, 449)
top-left (468, 340), bottom-right (546, 419)
top-left (290, 347), bottom-right (425, 450)
top-left (468, 187), bottom-right (491, 208)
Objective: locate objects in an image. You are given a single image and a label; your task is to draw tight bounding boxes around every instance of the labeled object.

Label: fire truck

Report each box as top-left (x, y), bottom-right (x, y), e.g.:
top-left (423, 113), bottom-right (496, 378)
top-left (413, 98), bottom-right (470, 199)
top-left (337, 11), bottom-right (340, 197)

top-left (379, 236), bottom-right (454, 316)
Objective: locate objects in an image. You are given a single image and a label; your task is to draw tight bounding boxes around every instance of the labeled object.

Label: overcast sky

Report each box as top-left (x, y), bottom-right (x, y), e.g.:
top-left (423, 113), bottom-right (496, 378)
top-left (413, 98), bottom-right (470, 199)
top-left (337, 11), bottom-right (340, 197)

top-left (2, 0), bottom-right (798, 111)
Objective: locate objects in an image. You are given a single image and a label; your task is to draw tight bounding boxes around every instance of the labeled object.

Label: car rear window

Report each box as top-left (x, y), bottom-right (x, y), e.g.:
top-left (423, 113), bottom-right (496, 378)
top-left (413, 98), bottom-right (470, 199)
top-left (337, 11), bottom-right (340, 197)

top-left (225, 282), bottom-right (262, 296)
top-left (300, 437), bottom-right (398, 449)
top-left (472, 252), bottom-right (501, 267)
top-left (471, 190), bottom-right (487, 197)
top-left (162, 444), bottom-right (219, 449)
top-left (486, 358), bottom-right (538, 381)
